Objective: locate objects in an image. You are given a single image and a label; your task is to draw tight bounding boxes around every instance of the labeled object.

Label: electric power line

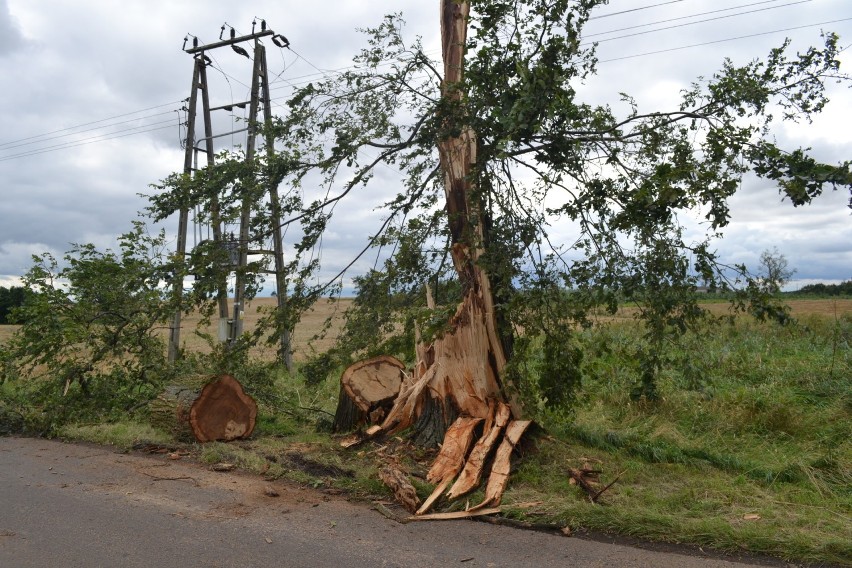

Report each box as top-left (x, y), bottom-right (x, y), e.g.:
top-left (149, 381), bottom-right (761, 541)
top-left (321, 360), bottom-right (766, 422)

top-left (589, 0), bottom-right (688, 20)
top-left (584, 0), bottom-right (802, 39)
top-left (2, 11), bottom-right (847, 163)
top-left (0, 121), bottom-right (176, 162)
top-left (598, 17), bottom-right (852, 63)
top-left (0, 109), bottom-right (179, 152)
top-left (0, 100), bottom-right (183, 149)
top-left (584, 0), bottom-right (814, 45)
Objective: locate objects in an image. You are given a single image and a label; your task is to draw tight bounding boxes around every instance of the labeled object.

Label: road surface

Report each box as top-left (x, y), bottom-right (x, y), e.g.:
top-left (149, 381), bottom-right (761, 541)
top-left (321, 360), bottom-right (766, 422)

top-left (0, 436), bottom-right (785, 567)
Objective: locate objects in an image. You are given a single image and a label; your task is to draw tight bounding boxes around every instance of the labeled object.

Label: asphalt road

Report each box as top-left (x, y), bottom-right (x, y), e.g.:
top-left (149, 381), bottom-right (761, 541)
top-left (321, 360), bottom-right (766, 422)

top-left (0, 436), bottom-right (783, 568)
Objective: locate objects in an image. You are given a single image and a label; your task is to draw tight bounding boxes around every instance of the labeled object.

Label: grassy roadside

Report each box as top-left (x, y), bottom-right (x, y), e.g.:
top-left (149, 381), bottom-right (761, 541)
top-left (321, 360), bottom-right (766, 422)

top-left (12, 300), bottom-right (852, 565)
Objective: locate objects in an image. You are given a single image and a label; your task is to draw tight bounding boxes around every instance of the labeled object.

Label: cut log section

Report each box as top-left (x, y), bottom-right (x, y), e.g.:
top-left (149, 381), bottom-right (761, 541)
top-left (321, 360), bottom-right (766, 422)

top-left (149, 374), bottom-right (257, 443)
top-left (333, 355), bottom-right (406, 433)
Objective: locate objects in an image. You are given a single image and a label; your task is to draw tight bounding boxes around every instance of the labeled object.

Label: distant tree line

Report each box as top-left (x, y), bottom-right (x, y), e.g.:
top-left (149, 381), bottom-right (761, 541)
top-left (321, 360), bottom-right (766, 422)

top-left (792, 280), bottom-right (852, 297)
top-left (0, 286), bottom-right (27, 324)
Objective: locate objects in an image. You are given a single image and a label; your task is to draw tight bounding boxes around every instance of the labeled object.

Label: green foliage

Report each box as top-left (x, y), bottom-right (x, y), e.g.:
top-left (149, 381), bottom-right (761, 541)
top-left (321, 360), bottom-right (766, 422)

top-left (0, 223), bottom-right (180, 433)
top-left (254, 4), bottom-right (851, 399)
top-left (795, 279), bottom-right (852, 297)
top-left (0, 285), bottom-right (27, 324)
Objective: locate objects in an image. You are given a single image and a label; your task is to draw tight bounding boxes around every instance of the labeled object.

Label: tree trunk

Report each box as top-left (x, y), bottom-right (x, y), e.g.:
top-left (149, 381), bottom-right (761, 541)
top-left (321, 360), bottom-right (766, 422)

top-left (345, 0), bottom-right (529, 515)
top-left (149, 374), bottom-right (257, 442)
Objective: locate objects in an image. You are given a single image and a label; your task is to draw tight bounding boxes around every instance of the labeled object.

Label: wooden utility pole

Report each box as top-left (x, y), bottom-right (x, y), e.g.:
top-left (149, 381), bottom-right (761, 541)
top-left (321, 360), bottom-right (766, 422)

top-left (168, 58), bottom-right (201, 363)
top-left (168, 25), bottom-right (293, 370)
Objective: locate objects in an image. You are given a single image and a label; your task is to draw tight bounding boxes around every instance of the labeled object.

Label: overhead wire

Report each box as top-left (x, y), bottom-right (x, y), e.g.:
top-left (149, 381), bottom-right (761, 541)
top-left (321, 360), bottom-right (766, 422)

top-left (2, 7), bottom-right (848, 163)
top-left (0, 100), bottom-right (183, 149)
top-left (583, 0), bottom-right (814, 45)
top-left (598, 17), bottom-right (852, 62)
top-left (583, 0), bottom-right (793, 39)
top-left (589, 0), bottom-right (688, 20)
top-left (0, 123), bottom-right (176, 163)
top-left (0, 109), bottom-right (179, 152)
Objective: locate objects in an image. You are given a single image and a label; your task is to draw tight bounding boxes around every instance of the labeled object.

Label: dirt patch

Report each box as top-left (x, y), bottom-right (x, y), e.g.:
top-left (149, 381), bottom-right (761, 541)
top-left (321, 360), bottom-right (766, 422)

top-left (277, 452), bottom-right (356, 479)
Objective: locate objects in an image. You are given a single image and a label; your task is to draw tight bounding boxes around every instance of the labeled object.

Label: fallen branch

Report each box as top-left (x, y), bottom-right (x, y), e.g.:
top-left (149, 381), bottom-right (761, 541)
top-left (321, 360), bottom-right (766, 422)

top-left (568, 467), bottom-right (599, 501)
top-left (139, 470), bottom-right (198, 485)
top-left (474, 515), bottom-right (567, 534)
top-left (591, 470), bottom-right (626, 503)
top-left (372, 501), bottom-right (409, 524)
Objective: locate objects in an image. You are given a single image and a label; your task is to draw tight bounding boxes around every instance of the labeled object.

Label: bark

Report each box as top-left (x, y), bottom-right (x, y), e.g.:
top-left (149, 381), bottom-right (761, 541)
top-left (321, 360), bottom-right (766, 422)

top-left (332, 355), bottom-right (405, 432)
top-left (379, 463), bottom-right (421, 514)
top-left (149, 374), bottom-right (257, 443)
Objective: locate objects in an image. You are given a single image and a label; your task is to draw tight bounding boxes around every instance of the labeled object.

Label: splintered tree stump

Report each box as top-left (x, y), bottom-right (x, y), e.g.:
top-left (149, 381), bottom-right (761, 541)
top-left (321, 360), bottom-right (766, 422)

top-left (336, 1), bottom-right (536, 517)
top-left (333, 355), bottom-right (405, 433)
top-left (149, 374), bottom-right (257, 442)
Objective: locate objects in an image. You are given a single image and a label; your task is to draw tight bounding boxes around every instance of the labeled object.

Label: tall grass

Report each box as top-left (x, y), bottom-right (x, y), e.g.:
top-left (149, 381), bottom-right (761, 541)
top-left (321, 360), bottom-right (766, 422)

top-left (518, 313), bottom-right (852, 564)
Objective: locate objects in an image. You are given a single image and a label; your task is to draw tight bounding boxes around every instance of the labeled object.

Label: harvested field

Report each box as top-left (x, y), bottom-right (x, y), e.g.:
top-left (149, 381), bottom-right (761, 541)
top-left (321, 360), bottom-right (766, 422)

top-left (171, 297), bottom-right (353, 361)
top-left (590, 297), bottom-right (852, 323)
top-left (1, 298), bottom-right (848, 361)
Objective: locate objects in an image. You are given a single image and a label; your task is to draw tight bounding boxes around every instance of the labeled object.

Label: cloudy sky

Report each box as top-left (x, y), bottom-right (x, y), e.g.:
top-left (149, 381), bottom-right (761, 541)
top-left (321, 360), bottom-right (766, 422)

top-left (1, 0), bottom-right (850, 294)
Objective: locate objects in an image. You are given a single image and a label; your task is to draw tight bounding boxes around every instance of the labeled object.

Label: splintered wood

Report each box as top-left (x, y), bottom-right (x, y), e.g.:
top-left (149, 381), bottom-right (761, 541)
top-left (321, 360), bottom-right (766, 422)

top-left (339, 0), bottom-right (534, 520)
top-left (379, 464), bottom-right (420, 514)
top-left (378, 292), bottom-right (505, 438)
top-left (447, 403), bottom-right (510, 499)
top-left (475, 420), bottom-right (532, 509)
top-left (418, 416), bottom-right (483, 515)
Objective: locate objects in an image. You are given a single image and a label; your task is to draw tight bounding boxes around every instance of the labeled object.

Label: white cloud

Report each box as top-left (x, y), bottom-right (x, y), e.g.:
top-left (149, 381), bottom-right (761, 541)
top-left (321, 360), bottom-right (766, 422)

top-left (1, 0), bottom-right (850, 293)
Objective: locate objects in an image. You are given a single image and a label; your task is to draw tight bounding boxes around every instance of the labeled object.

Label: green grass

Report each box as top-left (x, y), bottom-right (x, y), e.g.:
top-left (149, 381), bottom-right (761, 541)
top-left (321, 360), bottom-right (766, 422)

top-left (59, 421), bottom-right (173, 448)
top-left (520, 315), bottom-right (851, 565)
top-left (38, 311), bottom-right (852, 565)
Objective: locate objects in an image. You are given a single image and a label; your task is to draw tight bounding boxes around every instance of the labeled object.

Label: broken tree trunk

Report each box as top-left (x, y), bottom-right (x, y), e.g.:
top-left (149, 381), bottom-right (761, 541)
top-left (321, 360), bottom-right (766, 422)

top-left (332, 355), bottom-right (405, 432)
top-left (149, 374), bottom-right (257, 442)
top-left (347, 0), bottom-right (530, 516)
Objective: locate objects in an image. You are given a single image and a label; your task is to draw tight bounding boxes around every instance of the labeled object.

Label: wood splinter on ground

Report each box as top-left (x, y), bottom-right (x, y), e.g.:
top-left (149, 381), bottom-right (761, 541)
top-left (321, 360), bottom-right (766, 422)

top-left (378, 463), bottom-right (420, 514)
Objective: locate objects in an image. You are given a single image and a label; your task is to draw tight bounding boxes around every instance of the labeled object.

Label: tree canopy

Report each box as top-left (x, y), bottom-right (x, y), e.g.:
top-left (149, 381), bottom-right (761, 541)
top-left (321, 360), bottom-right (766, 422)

top-left (148, 0), bottom-right (852, 401)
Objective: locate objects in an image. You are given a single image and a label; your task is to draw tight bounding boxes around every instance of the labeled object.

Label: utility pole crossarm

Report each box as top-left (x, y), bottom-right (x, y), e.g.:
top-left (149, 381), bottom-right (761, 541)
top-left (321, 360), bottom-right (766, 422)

top-left (184, 30), bottom-right (274, 54)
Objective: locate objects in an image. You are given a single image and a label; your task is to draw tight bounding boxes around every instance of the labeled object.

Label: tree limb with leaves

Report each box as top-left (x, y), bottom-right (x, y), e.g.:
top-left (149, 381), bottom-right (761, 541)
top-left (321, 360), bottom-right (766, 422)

top-left (267, 0), bottom-right (849, 424)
